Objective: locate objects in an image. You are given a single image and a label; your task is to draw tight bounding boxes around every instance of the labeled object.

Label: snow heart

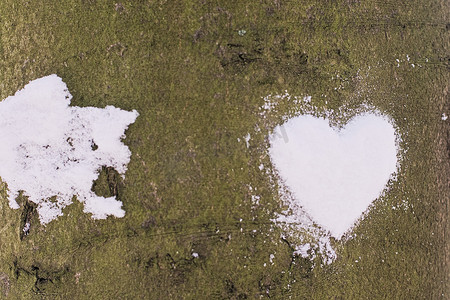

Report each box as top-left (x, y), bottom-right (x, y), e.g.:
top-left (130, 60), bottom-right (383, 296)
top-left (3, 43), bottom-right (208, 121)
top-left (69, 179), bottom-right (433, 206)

top-left (269, 114), bottom-right (398, 239)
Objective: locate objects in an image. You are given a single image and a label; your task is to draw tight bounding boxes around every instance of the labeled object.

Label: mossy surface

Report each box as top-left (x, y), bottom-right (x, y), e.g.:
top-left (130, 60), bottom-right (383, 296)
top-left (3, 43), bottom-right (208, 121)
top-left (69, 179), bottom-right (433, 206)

top-left (0, 0), bottom-right (447, 299)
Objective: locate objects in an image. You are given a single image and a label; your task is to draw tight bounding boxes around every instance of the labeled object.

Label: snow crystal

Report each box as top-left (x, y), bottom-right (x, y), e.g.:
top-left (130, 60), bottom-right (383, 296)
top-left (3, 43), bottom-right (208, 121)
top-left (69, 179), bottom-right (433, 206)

top-left (0, 75), bottom-right (138, 224)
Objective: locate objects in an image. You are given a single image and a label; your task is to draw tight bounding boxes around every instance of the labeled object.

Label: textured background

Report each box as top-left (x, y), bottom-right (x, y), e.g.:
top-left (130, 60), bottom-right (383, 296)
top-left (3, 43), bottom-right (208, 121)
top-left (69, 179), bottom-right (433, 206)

top-left (0, 0), bottom-right (447, 298)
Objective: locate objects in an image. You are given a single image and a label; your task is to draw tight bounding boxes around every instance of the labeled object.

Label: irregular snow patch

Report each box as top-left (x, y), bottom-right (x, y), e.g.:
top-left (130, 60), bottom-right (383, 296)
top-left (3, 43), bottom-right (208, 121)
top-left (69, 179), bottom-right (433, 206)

top-left (0, 74), bottom-right (138, 224)
top-left (442, 113), bottom-right (448, 121)
top-left (277, 210), bottom-right (338, 266)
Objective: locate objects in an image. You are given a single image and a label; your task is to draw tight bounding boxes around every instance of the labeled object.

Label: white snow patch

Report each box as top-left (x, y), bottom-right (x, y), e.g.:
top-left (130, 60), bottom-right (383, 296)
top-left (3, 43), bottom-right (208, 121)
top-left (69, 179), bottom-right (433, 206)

top-left (0, 74), bottom-right (138, 224)
top-left (442, 113), bottom-right (448, 121)
top-left (269, 113), bottom-right (398, 239)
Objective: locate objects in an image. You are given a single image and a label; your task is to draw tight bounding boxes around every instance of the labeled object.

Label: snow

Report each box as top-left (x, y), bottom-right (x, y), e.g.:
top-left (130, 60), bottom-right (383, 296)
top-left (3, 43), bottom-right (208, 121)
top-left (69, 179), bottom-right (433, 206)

top-left (294, 243), bottom-right (311, 257)
top-left (293, 237), bottom-right (336, 264)
top-left (442, 113), bottom-right (448, 121)
top-left (0, 74), bottom-right (138, 224)
top-left (244, 133), bottom-right (251, 148)
top-left (269, 113), bottom-right (398, 239)
top-left (23, 222), bottom-right (30, 234)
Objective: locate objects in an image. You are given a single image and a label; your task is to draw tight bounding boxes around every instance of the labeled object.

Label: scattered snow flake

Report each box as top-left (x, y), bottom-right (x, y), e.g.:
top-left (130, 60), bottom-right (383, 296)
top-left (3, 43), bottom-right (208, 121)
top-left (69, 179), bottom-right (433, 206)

top-left (192, 252), bottom-right (199, 258)
top-left (244, 133), bottom-right (251, 148)
top-left (292, 237), bottom-right (336, 265)
top-left (269, 254), bottom-right (275, 264)
top-left (75, 272), bottom-right (81, 284)
top-left (0, 75), bottom-right (138, 224)
top-left (251, 195), bottom-right (260, 205)
top-left (23, 222), bottom-right (31, 235)
top-left (294, 243), bottom-right (311, 258)
top-left (442, 113), bottom-right (448, 121)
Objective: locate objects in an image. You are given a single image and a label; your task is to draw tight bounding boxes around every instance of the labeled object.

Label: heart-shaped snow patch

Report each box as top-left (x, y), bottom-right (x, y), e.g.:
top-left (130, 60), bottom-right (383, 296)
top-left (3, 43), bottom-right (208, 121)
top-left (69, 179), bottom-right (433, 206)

top-left (269, 113), bottom-right (398, 239)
